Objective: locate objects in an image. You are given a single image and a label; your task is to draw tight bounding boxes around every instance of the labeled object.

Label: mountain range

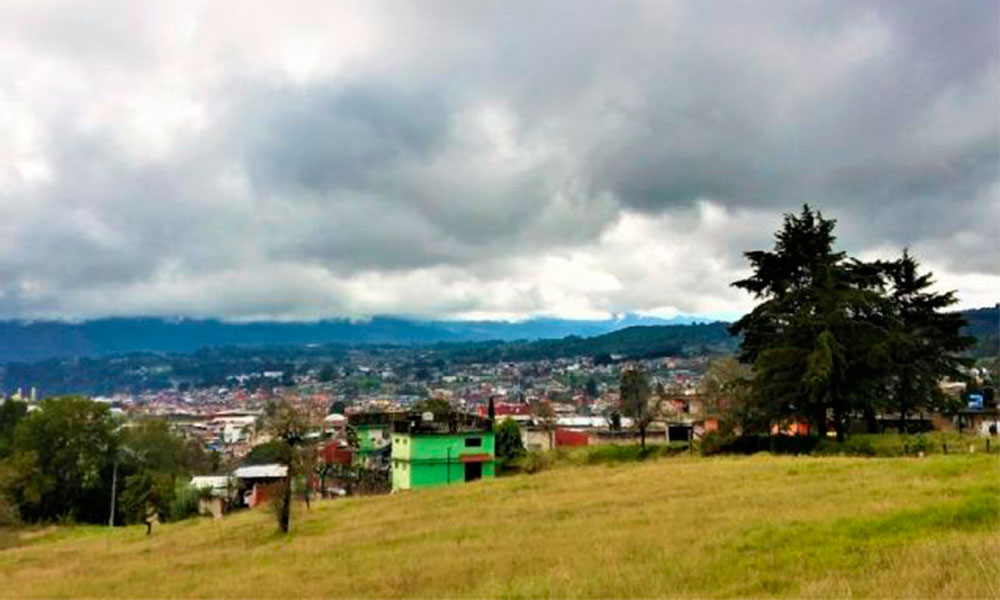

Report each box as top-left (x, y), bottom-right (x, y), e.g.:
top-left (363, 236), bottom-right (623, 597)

top-left (0, 306), bottom-right (994, 364)
top-left (0, 314), bottom-right (706, 363)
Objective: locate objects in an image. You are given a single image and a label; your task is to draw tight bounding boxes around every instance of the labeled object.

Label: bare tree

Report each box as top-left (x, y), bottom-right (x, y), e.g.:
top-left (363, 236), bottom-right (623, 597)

top-left (530, 398), bottom-right (557, 450)
top-left (620, 365), bottom-right (657, 450)
top-left (267, 399), bottom-right (307, 533)
top-left (698, 357), bottom-right (755, 434)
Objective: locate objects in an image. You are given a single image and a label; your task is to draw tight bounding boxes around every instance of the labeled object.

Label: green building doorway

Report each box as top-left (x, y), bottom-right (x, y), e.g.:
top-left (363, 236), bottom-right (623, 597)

top-left (464, 462), bottom-right (482, 482)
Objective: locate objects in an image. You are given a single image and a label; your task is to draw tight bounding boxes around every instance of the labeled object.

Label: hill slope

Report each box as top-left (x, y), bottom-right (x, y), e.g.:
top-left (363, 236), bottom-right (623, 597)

top-left (1, 454), bottom-right (996, 598)
top-left (0, 314), bottom-right (698, 362)
top-left (0, 305), bottom-right (992, 364)
top-left (962, 305), bottom-right (1000, 357)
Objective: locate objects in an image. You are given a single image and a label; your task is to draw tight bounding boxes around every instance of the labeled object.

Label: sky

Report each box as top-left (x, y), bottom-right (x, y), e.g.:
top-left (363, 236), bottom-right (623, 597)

top-left (0, 0), bottom-right (997, 323)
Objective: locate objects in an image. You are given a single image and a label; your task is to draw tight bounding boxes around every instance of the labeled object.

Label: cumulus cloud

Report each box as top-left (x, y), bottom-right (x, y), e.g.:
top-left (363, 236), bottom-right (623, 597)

top-left (0, 0), bottom-right (996, 321)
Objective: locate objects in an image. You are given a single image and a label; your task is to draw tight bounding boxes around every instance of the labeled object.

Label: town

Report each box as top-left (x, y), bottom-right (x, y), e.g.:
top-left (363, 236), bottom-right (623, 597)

top-left (1, 0), bottom-right (997, 596)
top-left (3, 331), bottom-right (996, 520)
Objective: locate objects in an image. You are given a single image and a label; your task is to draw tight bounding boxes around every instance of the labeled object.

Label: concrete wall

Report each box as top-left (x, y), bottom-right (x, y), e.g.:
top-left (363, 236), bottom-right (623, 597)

top-left (198, 497), bottom-right (224, 519)
top-left (523, 428), bottom-right (553, 451)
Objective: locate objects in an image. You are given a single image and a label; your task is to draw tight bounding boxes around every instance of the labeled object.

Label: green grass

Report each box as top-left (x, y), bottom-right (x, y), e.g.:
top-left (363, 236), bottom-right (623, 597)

top-left (1, 453), bottom-right (997, 598)
top-left (815, 431), bottom-right (1000, 457)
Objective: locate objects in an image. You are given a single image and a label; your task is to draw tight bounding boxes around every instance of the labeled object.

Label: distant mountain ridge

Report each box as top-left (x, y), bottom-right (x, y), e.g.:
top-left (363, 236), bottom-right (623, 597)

top-left (0, 306), bottom-right (992, 364)
top-left (0, 314), bottom-right (705, 362)
top-left (962, 305), bottom-right (1000, 358)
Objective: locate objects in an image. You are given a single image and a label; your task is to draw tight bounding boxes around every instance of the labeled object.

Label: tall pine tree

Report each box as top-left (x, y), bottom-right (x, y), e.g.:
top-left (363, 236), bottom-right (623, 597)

top-left (884, 250), bottom-right (973, 432)
top-left (732, 206), bottom-right (898, 442)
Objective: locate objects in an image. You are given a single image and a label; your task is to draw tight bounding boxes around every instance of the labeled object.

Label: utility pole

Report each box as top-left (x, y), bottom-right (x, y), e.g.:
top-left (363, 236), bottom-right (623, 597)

top-left (108, 458), bottom-right (118, 527)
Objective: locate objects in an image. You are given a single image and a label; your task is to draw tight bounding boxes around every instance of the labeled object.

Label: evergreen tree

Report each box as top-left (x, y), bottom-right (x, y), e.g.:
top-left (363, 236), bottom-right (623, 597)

top-left (884, 251), bottom-right (973, 431)
top-left (494, 418), bottom-right (526, 471)
top-left (730, 206), bottom-right (890, 442)
top-left (731, 206), bottom-right (972, 441)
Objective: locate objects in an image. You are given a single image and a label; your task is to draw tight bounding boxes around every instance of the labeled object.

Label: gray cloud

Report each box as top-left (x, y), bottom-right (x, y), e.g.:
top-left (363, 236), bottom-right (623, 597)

top-left (0, 0), bottom-right (995, 321)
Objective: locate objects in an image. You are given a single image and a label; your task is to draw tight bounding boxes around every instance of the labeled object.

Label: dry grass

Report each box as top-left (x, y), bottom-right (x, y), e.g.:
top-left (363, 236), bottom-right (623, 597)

top-left (1, 453), bottom-right (997, 598)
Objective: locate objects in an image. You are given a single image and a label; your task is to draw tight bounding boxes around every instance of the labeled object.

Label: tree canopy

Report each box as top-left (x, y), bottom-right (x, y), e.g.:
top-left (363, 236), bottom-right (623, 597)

top-left (620, 366), bottom-right (655, 449)
top-left (730, 206), bottom-right (972, 440)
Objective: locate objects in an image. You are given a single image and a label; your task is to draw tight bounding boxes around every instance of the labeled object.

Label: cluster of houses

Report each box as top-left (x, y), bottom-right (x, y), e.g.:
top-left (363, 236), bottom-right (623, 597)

top-left (188, 410), bottom-right (502, 516)
top-left (185, 402), bottom-right (703, 518)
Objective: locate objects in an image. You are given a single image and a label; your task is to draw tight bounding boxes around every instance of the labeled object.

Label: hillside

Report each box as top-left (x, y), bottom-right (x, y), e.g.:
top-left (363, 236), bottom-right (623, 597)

top-left (0, 315), bottom-right (700, 363)
top-left (962, 305), bottom-right (1000, 358)
top-left (1, 453), bottom-right (996, 598)
top-left (440, 321), bottom-right (738, 363)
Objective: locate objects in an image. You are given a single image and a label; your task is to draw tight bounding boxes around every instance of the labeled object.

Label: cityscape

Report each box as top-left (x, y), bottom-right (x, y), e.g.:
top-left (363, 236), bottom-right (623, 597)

top-left (0, 1), bottom-right (997, 598)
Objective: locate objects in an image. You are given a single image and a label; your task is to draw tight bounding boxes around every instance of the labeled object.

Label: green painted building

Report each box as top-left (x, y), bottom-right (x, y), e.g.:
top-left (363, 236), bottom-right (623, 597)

top-left (391, 413), bottom-right (495, 491)
top-left (348, 413), bottom-right (395, 468)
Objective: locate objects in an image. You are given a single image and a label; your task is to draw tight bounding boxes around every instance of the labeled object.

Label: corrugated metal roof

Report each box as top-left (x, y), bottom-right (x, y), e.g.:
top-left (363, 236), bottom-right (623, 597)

top-left (190, 476), bottom-right (232, 489)
top-left (233, 464), bottom-right (288, 479)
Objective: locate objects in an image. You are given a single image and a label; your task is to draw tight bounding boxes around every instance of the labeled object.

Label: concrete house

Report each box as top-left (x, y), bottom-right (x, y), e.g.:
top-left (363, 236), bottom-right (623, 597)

top-left (391, 412), bottom-right (495, 492)
top-left (348, 412), bottom-right (394, 468)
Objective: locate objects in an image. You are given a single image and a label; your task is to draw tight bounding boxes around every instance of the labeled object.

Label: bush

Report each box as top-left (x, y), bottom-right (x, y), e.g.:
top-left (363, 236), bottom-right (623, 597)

top-left (170, 486), bottom-right (201, 522)
top-left (0, 464), bottom-right (19, 526)
top-left (0, 494), bottom-right (18, 526)
top-left (268, 481), bottom-right (292, 531)
top-left (582, 444), bottom-right (673, 464)
top-left (843, 436), bottom-right (876, 456)
top-left (518, 451), bottom-right (550, 474)
top-left (121, 472), bottom-right (175, 526)
top-left (700, 434), bottom-right (819, 456)
top-left (495, 418), bottom-right (526, 472)
top-left (700, 432), bottom-right (733, 456)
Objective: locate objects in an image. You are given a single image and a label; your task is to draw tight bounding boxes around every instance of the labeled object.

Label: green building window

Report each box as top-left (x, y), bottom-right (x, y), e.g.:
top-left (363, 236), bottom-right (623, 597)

top-left (465, 437), bottom-right (482, 447)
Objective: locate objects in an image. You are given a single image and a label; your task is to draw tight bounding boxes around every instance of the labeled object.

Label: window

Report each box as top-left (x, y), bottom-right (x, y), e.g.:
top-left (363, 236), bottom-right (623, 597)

top-left (465, 437), bottom-right (482, 448)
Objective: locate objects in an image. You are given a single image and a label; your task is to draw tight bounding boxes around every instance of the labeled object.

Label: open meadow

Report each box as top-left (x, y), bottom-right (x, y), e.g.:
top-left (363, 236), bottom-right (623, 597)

top-left (1, 452), bottom-right (997, 599)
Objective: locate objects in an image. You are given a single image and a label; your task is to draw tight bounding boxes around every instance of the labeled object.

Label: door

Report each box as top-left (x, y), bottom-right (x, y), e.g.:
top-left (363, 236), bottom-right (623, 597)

top-left (464, 461), bottom-right (482, 482)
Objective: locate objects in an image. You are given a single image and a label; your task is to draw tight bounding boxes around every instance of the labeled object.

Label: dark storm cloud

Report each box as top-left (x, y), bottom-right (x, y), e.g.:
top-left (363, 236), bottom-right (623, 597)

top-left (241, 84), bottom-right (453, 193)
top-left (0, 0), bottom-right (995, 320)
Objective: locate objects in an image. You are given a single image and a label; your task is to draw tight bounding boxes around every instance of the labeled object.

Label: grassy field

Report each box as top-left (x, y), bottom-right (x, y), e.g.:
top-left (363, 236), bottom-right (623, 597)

top-left (0, 452), bottom-right (997, 598)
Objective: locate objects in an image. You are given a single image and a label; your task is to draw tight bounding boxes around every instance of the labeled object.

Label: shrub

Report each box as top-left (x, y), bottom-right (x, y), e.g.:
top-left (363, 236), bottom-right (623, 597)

top-left (700, 432), bottom-right (734, 456)
top-left (121, 472), bottom-right (174, 526)
top-left (701, 434), bottom-right (819, 455)
top-left (843, 436), bottom-right (876, 457)
top-left (0, 494), bottom-right (18, 526)
top-left (518, 451), bottom-right (550, 474)
top-left (0, 464), bottom-right (18, 526)
top-left (495, 419), bottom-right (526, 472)
top-left (268, 480), bottom-right (292, 531)
top-left (170, 486), bottom-right (201, 522)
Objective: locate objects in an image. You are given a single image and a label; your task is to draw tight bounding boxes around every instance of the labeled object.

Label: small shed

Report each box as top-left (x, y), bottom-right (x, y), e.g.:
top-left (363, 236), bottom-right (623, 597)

top-left (234, 464), bottom-right (288, 508)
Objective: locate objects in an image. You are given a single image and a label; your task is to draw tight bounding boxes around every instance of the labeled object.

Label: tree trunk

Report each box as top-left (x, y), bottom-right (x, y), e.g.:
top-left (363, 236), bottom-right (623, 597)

top-left (279, 475), bottom-right (292, 533)
top-left (640, 425), bottom-right (646, 451)
top-left (833, 392), bottom-right (845, 444)
top-left (899, 369), bottom-right (912, 435)
top-left (814, 406), bottom-right (827, 438)
top-left (864, 406), bottom-right (878, 434)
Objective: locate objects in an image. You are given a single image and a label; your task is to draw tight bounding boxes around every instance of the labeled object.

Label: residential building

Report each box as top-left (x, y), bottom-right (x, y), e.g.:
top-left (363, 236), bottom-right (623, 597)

top-left (390, 412), bottom-right (495, 491)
